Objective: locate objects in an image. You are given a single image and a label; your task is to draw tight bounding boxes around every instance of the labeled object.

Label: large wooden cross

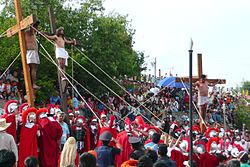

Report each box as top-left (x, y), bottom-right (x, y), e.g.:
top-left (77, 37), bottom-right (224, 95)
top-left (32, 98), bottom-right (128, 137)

top-left (176, 53), bottom-right (226, 132)
top-left (6, 0), bottom-right (36, 106)
top-left (176, 53), bottom-right (226, 84)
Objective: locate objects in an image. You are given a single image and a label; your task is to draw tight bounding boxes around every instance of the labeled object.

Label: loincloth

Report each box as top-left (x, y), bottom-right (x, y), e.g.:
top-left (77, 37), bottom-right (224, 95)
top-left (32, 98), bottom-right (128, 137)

top-left (198, 96), bottom-right (208, 106)
top-left (26, 50), bottom-right (40, 64)
top-left (55, 48), bottom-right (69, 66)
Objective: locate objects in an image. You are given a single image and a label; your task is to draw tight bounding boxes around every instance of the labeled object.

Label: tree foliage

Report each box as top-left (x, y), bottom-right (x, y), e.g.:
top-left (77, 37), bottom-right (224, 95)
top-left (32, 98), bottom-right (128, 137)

top-left (0, 0), bottom-right (146, 100)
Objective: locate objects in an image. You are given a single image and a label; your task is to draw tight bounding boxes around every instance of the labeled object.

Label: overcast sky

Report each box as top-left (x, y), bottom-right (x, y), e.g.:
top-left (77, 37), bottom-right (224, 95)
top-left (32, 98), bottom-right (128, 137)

top-left (103, 0), bottom-right (250, 88)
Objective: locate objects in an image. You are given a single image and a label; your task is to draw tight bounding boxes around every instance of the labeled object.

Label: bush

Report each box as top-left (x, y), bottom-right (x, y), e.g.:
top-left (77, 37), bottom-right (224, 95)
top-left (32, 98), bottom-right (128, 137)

top-left (235, 100), bottom-right (250, 130)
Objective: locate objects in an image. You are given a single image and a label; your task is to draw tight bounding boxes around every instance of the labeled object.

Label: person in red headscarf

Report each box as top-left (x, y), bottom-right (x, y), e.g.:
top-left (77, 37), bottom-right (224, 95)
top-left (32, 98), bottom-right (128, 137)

top-left (18, 107), bottom-right (39, 167)
top-left (37, 108), bottom-right (62, 167)
top-left (2, 100), bottom-right (19, 141)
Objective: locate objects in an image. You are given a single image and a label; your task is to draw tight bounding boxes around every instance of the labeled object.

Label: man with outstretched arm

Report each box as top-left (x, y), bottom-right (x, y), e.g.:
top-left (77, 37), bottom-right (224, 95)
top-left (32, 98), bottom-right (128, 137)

top-left (43, 27), bottom-right (76, 80)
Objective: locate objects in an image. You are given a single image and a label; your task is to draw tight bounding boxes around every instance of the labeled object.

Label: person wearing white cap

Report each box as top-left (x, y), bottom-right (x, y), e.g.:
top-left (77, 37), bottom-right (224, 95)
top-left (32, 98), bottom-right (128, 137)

top-left (0, 118), bottom-right (18, 161)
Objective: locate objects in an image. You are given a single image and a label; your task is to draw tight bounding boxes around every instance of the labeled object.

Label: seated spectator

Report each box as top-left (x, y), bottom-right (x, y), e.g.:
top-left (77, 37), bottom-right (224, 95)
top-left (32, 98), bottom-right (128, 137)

top-left (24, 156), bottom-right (39, 167)
top-left (79, 152), bottom-right (96, 167)
top-left (0, 149), bottom-right (16, 167)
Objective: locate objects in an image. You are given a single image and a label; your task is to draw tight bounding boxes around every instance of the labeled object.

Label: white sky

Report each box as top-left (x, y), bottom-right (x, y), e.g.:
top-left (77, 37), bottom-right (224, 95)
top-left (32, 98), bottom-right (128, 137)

top-left (1, 1), bottom-right (249, 88)
top-left (103, 0), bottom-right (250, 88)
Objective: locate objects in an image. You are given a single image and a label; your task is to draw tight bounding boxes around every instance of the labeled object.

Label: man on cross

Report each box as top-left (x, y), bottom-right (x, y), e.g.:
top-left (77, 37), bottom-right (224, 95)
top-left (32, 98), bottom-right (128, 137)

top-left (195, 74), bottom-right (209, 121)
top-left (43, 27), bottom-right (76, 81)
top-left (25, 20), bottom-right (40, 89)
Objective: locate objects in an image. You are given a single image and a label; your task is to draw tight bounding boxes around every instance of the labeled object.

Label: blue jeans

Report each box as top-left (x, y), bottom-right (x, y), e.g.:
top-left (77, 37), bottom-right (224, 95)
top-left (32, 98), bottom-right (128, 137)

top-left (212, 113), bottom-right (222, 122)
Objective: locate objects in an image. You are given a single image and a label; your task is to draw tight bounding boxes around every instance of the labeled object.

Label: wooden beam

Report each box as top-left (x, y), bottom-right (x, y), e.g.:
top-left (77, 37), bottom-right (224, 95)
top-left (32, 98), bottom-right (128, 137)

top-left (6, 14), bottom-right (35, 37)
top-left (176, 77), bottom-right (226, 84)
top-left (197, 53), bottom-right (202, 78)
top-left (14, 0), bottom-right (34, 106)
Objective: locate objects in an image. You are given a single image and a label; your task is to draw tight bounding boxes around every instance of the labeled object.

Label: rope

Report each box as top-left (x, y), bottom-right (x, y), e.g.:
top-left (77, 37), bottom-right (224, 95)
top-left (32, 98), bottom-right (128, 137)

top-left (39, 48), bottom-right (116, 116)
top-left (73, 46), bottom-right (167, 121)
top-left (180, 78), bottom-right (208, 128)
top-left (68, 50), bottom-right (163, 130)
top-left (0, 53), bottom-right (20, 79)
top-left (0, 30), bottom-right (7, 38)
top-left (118, 80), bottom-right (175, 122)
top-left (232, 89), bottom-right (249, 105)
top-left (34, 27), bottom-right (166, 131)
top-left (33, 26), bottom-right (164, 123)
top-left (37, 40), bottom-right (101, 122)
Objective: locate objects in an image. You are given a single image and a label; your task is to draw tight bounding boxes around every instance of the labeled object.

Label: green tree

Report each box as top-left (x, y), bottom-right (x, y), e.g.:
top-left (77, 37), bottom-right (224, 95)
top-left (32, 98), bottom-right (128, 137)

top-left (0, 0), bottom-right (146, 101)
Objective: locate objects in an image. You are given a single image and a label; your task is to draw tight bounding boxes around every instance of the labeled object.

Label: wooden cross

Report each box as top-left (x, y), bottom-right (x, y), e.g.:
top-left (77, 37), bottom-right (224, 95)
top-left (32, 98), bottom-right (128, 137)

top-left (6, 0), bottom-right (36, 106)
top-left (175, 53), bottom-right (226, 132)
top-left (175, 53), bottom-right (226, 84)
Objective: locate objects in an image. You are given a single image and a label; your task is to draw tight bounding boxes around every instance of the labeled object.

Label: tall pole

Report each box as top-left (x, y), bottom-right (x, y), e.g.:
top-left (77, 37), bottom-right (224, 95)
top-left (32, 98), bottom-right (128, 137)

top-left (14, 0), bottom-right (34, 106)
top-left (189, 39), bottom-right (193, 167)
top-left (47, 3), bottom-right (68, 114)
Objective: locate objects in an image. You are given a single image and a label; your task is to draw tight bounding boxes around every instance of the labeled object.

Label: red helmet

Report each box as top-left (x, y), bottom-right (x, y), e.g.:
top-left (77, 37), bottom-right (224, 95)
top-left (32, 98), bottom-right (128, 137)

top-left (134, 116), bottom-right (145, 128)
top-left (4, 100), bottom-right (18, 114)
top-left (19, 103), bottom-right (28, 115)
top-left (22, 107), bottom-right (37, 125)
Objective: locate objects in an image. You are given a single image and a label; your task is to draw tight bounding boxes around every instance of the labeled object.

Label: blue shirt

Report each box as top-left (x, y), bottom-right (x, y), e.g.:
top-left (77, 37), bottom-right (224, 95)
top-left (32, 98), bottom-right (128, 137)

top-left (59, 122), bottom-right (69, 144)
top-left (145, 142), bottom-right (158, 152)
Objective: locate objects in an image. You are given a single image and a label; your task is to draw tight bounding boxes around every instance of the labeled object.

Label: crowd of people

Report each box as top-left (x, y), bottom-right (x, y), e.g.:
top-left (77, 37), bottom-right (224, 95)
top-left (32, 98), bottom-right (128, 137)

top-left (0, 74), bottom-right (249, 167)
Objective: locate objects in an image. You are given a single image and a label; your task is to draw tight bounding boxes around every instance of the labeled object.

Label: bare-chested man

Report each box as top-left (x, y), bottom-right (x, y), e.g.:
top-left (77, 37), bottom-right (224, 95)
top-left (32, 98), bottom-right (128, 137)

top-left (195, 74), bottom-right (209, 121)
top-left (25, 21), bottom-right (40, 89)
top-left (43, 27), bottom-right (76, 80)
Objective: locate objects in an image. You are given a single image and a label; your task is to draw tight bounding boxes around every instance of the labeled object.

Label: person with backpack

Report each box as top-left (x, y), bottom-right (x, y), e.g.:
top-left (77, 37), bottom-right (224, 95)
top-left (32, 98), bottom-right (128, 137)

top-left (95, 130), bottom-right (122, 167)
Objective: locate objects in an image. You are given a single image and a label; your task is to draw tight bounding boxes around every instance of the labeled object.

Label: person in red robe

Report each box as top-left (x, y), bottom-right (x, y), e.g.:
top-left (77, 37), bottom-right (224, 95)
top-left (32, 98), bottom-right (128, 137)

top-left (37, 108), bottom-right (63, 167)
top-left (2, 100), bottom-right (19, 141)
top-left (115, 118), bottom-right (134, 167)
top-left (97, 115), bottom-right (117, 147)
top-left (18, 107), bottom-right (39, 167)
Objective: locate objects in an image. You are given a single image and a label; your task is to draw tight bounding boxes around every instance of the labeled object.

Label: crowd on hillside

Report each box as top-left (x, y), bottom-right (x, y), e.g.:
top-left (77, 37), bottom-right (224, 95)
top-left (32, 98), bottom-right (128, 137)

top-left (0, 69), bottom-right (249, 167)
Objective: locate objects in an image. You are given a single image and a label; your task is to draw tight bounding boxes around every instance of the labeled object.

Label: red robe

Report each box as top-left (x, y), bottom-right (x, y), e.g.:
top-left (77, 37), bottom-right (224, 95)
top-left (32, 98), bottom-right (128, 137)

top-left (170, 149), bottom-right (189, 167)
top-left (38, 117), bottom-right (62, 167)
top-left (115, 131), bottom-right (133, 167)
top-left (18, 124), bottom-right (39, 167)
top-left (3, 114), bottom-right (16, 141)
top-left (193, 152), bottom-right (220, 167)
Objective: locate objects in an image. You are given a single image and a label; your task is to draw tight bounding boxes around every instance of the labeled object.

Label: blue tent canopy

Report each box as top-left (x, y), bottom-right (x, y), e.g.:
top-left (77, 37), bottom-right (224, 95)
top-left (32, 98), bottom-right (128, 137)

top-left (157, 76), bottom-right (189, 88)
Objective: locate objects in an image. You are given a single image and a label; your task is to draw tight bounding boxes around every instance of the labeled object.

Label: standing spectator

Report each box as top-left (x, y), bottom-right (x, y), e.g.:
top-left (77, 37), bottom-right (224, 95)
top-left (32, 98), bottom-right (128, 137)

top-left (145, 133), bottom-right (161, 152)
top-left (0, 118), bottom-right (18, 161)
top-left (57, 112), bottom-right (70, 150)
top-left (79, 152), bottom-right (96, 167)
top-left (95, 131), bottom-right (121, 167)
top-left (0, 149), bottom-right (16, 167)
top-left (137, 155), bottom-right (153, 167)
top-left (59, 137), bottom-right (79, 167)
top-left (237, 152), bottom-right (250, 167)
top-left (24, 156), bottom-right (39, 167)
top-left (156, 144), bottom-right (176, 167)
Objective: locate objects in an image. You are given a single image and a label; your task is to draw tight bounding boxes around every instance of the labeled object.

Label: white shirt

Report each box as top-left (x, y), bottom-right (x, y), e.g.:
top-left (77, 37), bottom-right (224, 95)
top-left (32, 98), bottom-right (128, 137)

top-left (0, 131), bottom-right (18, 161)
